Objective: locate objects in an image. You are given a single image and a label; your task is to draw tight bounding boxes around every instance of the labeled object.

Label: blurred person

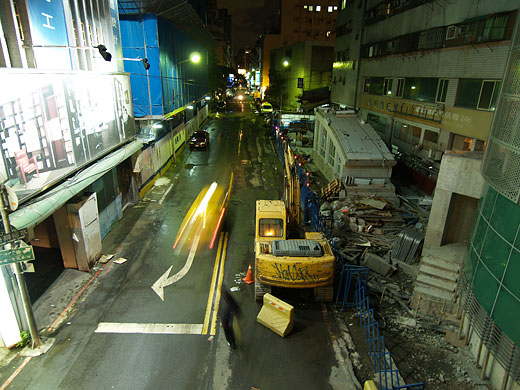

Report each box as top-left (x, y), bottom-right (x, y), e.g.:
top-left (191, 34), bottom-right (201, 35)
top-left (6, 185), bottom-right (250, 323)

top-left (220, 286), bottom-right (241, 349)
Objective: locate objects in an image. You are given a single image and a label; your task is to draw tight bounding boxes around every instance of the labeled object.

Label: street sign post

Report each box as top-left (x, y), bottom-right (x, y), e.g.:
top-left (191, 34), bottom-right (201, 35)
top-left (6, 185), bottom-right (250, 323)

top-left (0, 245), bottom-right (35, 266)
top-left (0, 228), bottom-right (28, 246)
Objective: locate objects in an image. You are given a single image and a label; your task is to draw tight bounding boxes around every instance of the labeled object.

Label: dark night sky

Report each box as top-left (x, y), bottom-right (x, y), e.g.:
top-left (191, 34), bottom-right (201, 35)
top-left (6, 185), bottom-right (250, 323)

top-left (217, 1), bottom-right (265, 50)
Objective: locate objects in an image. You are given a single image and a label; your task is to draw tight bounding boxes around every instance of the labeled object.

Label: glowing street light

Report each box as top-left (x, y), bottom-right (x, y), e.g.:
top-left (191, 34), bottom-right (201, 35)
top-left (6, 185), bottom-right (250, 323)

top-left (190, 52), bottom-right (201, 63)
top-left (172, 52), bottom-right (202, 67)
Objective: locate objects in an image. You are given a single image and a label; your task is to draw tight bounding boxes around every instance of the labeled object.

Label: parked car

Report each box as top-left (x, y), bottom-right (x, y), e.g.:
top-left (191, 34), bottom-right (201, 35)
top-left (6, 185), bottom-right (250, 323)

top-left (261, 102), bottom-right (273, 113)
top-left (189, 130), bottom-right (209, 150)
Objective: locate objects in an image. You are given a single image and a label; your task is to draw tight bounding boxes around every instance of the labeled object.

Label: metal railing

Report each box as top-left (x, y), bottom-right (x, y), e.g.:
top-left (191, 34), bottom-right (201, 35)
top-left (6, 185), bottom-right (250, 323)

top-left (335, 263), bottom-right (425, 390)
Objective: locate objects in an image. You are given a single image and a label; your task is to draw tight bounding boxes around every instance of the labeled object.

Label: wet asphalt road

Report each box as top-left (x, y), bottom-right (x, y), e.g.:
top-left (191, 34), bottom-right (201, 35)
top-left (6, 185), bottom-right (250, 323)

top-left (1, 96), bottom-right (360, 390)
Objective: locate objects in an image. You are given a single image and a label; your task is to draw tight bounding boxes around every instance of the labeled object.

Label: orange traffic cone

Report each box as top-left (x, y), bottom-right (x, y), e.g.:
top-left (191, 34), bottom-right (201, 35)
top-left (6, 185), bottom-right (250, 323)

top-left (242, 264), bottom-right (254, 284)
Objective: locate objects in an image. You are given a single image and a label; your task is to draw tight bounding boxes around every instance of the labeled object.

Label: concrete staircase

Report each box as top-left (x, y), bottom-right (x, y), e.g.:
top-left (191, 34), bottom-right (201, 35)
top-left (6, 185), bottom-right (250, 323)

top-left (411, 243), bottom-right (467, 319)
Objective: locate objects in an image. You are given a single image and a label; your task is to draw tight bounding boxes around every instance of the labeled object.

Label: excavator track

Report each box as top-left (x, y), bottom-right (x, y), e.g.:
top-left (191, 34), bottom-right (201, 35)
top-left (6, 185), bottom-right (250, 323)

top-left (254, 280), bottom-right (272, 301)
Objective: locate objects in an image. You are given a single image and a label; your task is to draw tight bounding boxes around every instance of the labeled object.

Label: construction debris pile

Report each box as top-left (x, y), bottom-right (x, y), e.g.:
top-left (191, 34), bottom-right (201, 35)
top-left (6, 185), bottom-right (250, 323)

top-left (319, 179), bottom-right (433, 301)
top-left (321, 182), bottom-right (487, 390)
top-left (322, 191), bottom-right (430, 260)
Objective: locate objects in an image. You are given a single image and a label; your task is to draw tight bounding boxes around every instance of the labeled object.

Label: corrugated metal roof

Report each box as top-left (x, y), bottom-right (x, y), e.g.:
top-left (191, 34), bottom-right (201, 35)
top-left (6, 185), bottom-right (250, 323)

top-left (118, 0), bottom-right (216, 48)
top-left (316, 107), bottom-right (395, 163)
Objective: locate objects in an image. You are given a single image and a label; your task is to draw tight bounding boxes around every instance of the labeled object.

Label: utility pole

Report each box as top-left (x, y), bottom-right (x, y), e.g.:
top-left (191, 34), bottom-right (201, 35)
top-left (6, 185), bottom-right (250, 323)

top-left (0, 185), bottom-right (42, 348)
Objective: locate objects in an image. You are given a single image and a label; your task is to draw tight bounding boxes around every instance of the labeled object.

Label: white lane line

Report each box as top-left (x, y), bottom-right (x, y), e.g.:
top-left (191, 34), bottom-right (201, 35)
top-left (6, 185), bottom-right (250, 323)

top-left (159, 184), bottom-right (174, 204)
top-left (95, 322), bottom-right (203, 335)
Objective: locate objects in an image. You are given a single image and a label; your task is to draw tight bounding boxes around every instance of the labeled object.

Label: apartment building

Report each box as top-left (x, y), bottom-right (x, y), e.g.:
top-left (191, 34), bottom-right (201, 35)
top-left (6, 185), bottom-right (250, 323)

top-left (332, 0), bottom-right (517, 191)
top-left (258, 0), bottom-right (340, 94)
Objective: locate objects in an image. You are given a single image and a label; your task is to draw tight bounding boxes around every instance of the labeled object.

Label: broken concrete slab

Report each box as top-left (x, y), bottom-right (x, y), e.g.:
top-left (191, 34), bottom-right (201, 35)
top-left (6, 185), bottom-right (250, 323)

top-left (362, 252), bottom-right (396, 276)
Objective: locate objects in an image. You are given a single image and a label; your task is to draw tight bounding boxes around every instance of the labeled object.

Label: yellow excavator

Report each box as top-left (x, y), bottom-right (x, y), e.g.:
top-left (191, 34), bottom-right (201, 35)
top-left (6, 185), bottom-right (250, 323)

top-left (254, 145), bottom-right (335, 301)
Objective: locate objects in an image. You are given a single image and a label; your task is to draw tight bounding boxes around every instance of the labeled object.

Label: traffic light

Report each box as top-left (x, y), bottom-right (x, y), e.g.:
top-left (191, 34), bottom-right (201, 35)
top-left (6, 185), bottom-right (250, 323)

top-left (142, 58), bottom-right (150, 70)
top-left (95, 44), bottom-right (112, 61)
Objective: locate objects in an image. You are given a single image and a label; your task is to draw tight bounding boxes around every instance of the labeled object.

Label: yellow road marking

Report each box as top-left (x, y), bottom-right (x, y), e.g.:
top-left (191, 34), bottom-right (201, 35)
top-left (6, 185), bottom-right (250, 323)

top-left (211, 232), bottom-right (229, 335)
top-left (202, 233), bottom-right (224, 334)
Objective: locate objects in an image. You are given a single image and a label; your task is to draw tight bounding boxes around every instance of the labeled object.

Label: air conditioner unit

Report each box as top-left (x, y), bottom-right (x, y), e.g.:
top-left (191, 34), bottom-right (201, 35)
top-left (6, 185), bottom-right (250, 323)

top-left (446, 25), bottom-right (457, 40)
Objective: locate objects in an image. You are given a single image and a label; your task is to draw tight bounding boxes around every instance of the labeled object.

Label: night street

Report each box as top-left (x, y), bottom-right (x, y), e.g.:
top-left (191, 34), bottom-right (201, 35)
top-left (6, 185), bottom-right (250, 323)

top-left (0, 100), bottom-right (359, 390)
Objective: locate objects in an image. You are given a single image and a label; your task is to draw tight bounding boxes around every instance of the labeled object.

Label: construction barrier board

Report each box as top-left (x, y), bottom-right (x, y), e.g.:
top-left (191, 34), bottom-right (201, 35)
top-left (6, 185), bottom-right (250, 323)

top-left (256, 293), bottom-right (294, 337)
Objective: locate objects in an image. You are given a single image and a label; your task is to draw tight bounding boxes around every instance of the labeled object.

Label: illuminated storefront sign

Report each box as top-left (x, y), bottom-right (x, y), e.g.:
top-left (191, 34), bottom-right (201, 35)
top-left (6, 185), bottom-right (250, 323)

top-left (0, 70), bottom-right (135, 203)
top-left (255, 70), bottom-right (260, 86)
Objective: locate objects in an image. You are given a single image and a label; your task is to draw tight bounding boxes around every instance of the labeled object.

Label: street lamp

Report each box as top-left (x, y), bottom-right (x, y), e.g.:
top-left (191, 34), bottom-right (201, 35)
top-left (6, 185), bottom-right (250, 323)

top-left (174, 52), bottom-right (201, 66)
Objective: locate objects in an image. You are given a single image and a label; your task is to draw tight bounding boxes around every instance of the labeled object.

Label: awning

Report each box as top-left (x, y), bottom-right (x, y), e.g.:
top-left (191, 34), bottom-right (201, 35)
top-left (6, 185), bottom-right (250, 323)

top-left (9, 140), bottom-right (143, 231)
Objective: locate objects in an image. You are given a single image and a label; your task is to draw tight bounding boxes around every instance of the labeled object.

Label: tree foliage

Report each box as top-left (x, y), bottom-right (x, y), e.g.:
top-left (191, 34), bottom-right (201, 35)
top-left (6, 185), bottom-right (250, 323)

top-left (264, 69), bottom-right (284, 108)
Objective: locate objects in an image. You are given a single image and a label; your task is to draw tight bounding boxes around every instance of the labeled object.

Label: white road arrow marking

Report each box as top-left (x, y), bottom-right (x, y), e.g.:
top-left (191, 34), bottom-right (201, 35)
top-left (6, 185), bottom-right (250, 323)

top-left (152, 232), bottom-right (201, 301)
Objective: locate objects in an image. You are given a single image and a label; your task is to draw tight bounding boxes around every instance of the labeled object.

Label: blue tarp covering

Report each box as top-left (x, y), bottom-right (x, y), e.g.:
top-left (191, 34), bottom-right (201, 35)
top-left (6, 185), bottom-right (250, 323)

top-left (120, 14), bottom-right (209, 118)
top-left (157, 17), bottom-right (209, 114)
top-left (120, 15), bottom-right (162, 117)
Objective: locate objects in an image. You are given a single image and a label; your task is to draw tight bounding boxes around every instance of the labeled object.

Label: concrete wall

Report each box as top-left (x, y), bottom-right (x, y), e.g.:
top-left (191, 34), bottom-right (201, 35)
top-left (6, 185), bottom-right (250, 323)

top-left (361, 42), bottom-right (510, 80)
top-left (424, 152), bottom-right (485, 248)
top-left (364, 0), bottom-right (517, 42)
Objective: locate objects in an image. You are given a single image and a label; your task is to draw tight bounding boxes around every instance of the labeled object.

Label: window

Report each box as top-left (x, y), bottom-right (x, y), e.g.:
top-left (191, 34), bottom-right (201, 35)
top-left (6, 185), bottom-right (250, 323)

top-left (393, 122), bottom-right (421, 145)
top-left (320, 130), bottom-right (327, 157)
top-left (367, 113), bottom-right (388, 137)
top-left (334, 6), bottom-right (338, 10)
top-left (403, 78), bottom-right (438, 102)
top-left (449, 135), bottom-right (486, 152)
top-left (259, 218), bottom-right (284, 237)
top-left (456, 79), bottom-right (501, 110)
top-left (328, 139), bottom-right (336, 166)
top-left (455, 79), bottom-right (481, 109)
top-left (316, 5), bottom-right (321, 11)
top-left (483, 13), bottom-right (509, 41)
top-left (423, 129), bottom-right (439, 149)
top-left (326, 31), bottom-right (331, 38)
top-left (436, 79), bottom-right (449, 103)
top-left (478, 80), bottom-right (501, 110)
top-left (410, 125), bottom-right (421, 145)
top-left (393, 122), bottom-right (408, 141)
top-left (370, 77), bottom-right (384, 95)
top-left (383, 78), bottom-right (393, 96)
top-left (363, 78), bottom-right (371, 93)
top-left (304, 5), bottom-right (308, 9)
top-left (309, 5), bottom-right (313, 11)
top-left (335, 156), bottom-right (342, 175)
top-left (328, 6), bottom-right (333, 12)
top-left (396, 78), bottom-right (405, 97)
